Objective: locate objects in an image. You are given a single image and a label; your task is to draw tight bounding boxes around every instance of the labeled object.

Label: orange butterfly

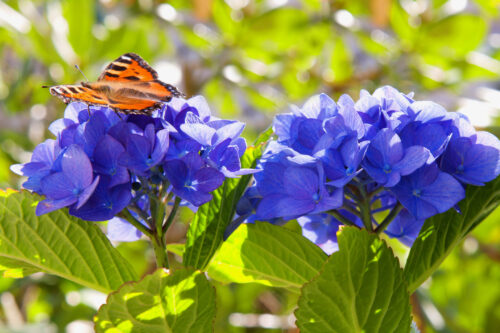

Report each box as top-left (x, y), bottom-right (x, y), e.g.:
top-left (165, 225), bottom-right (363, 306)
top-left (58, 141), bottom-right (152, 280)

top-left (44, 53), bottom-right (183, 115)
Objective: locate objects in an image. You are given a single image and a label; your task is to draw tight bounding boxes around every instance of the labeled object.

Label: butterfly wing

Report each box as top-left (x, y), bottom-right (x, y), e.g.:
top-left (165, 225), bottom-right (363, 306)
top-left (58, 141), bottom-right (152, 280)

top-left (106, 95), bottom-right (161, 115)
top-left (46, 53), bottom-right (183, 115)
top-left (48, 84), bottom-right (108, 106)
top-left (97, 53), bottom-right (183, 101)
top-left (98, 53), bottom-right (158, 82)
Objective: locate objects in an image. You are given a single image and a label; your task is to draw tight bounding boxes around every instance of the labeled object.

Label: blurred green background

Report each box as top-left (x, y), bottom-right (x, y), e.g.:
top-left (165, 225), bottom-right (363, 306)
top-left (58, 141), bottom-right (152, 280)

top-left (1, 0), bottom-right (500, 332)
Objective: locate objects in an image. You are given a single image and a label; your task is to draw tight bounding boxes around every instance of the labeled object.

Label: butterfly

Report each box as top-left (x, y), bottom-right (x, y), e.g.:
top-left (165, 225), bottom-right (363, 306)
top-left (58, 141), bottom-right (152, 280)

top-left (44, 53), bottom-right (183, 115)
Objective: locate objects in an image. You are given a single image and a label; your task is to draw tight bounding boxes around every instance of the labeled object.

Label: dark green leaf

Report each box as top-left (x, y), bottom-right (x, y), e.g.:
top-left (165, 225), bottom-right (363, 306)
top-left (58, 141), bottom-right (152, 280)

top-left (296, 227), bottom-right (412, 333)
top-left (0, 190), bottom-right (137, 293)
top-left (95, 268), bottom-right (215, 333)
top-left (183, 134), bottom-right (269, 269)
top-left (404, 177), bottom-right (500, 292)
top-left (207, 222), bottom-right (327, 290)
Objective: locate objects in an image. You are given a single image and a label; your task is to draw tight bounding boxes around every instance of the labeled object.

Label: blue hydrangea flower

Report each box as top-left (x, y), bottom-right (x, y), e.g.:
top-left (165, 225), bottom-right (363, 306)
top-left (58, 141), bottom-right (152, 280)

top-left (384, 208), bottom-right (425, 247)
top-left (120, 124), bottom-right (170, 175)
top-left (36, 145), bottom-right (100, 215)
top-left (253, 143), bottom-right (343, 220)
top-left (13, 96), bottom-right (252, 236)
top-left (11, 139), bottom-right (60, 193)
top-left (164, 152), bottom-right (225, 206)
top-left (441, 117), bottom-right (500, 185)
top-left (273, 93), bottom-right (338, 155)
top-left (234, 86), bottom-right (499, 254)
top-left (297, 214), bottom-right (343, 255)
top-left (391, 162), bottom-right (465, 220)
top-left (363, 128), bottom-right (429, 187)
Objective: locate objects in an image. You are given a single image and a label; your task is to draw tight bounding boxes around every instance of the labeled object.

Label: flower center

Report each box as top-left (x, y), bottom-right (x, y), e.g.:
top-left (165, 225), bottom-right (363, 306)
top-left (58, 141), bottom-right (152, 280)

top-left (412, 189), bottom-right (422, 197)
top-left (383, 163), bottom-right (392, 173)
top-left (345, 167), bottom-right (354, 176)
top-left (312, 193), bottom-right (320, 202)
top-left (456, 164), bottom-right (464, 173)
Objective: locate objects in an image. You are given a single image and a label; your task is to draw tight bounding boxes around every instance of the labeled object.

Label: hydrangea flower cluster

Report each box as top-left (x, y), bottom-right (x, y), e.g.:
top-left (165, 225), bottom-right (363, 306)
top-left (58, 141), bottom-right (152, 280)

top-left (237, 86), bottom-right (500, 253)
top-left (12, 97), bottom-right (252, 240)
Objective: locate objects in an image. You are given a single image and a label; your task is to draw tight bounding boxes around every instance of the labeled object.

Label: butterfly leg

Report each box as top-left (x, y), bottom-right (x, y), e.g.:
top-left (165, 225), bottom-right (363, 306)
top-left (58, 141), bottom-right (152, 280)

top-left (110, 106), bottom-right (123, 120)
top-left (87, 105), bottom-right (91, 116)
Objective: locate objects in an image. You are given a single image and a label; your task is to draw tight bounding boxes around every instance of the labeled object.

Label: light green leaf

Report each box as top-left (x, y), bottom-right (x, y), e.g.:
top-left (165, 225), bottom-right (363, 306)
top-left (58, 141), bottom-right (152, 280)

top-left (0, 190), bottom-right (137, 293)
top-left (95, 268), bottom-right (215, 333)
top-left (404, 177), bottom-right (500, 292)
top-left (183, 135), bottom-right (269, 270)
top-left (329, 36), bottom-right (353, 83)
top-left (207, 222), bottom-right (327, 290)
top-left (420, 15), bottom-right (487, 58)
top-left (295, 227), bottom-right (412, 333)
top-left (62, 0), bottom-right (94, 57)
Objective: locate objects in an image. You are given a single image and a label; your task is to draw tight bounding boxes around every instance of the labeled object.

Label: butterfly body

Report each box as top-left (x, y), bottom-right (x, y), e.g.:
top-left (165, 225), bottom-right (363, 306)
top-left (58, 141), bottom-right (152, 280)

top-left (46, 53), bottom-right (183, 115)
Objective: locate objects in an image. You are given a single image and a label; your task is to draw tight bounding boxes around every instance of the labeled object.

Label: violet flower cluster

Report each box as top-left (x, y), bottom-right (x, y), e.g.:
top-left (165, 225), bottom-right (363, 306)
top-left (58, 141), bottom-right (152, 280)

top-left (12, 97), bottom-right (252, 240)
top-left (237, 86), bottom-right (500, 253)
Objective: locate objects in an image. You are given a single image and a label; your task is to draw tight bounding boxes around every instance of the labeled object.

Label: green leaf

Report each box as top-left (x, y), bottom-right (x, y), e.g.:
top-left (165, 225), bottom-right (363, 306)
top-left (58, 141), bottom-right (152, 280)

top-left (329, 36), bottom-right (353, 83)
top-left (295, 227), bottom-right (412, 333)
top-left (207, 222), bottom-right (327, 290)
top-left (183, 135), bottom-right (269, 270)
top-left (419, 15), bottom-right (487, 58)
top-left (0, 190), bottom-right (137, 293)
top-left (404, 177), bottom-right (500, 292)
top-left (95, 268), bottom-right (215, 333)
top-left (62, 0), bottom-right (94, 57)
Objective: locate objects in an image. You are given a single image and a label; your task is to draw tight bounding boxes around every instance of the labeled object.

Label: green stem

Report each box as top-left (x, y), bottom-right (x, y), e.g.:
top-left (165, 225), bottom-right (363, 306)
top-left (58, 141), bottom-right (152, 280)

top-left (350, 181), bottom-right (373, 230)
top-left (368, 186), bottom-right (385, 200)
top-left (147, 184), bottom-right (169, 269)
top-left (341, 204), bottom-right (361, 218)
top-left (328, 210), bottom-right (360, 228)
top-left (152, 196), bottom-right (165, 241)
top-left (375, 203), bottom-right (403, 234)
top-left (151, 234), bottom-right (169, 268)
top-left (118, 209), bottom-right (153, 237)
top-left (359, 196), bottom-right (373, 231)
top-left (163, 196), bottom-right (181, 234)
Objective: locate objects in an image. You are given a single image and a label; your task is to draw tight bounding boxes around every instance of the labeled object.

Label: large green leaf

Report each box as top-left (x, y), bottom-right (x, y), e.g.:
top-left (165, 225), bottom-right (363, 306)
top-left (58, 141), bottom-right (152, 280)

top-left (404, 177), bottom-right (500, 292)
top-left (0, 190), bottom-right (137, 293)
top-left (62, 0), bottom-right (95, 58)
top-left (183, 130), bottom-right (271, 269)
top-left (207, 222), bottom-right (327, 290)
top-left (295, 227), bottom-right (412, 333)
top-left (95, 268), bottom-right (215, 333)
top-left (419, 15), bottom-right (487, 58)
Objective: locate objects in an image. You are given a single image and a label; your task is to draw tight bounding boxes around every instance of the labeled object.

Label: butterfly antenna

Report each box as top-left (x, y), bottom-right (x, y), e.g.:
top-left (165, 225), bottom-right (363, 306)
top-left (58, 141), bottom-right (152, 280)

top-left (75, 64), bottom-right (89, 82)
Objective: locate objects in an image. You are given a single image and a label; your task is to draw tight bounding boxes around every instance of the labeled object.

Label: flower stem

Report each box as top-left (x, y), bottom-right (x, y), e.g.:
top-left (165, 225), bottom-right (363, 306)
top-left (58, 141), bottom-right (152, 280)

top-left (328, 210), bottom-right (360, 228)
top-left (375, 203), bottom-right (403, 234)
top-left (368, 186), bottom-right (385, 200)
top-left (148, 188), bottom-right (169, 269)
top-left (163, 196), bottom-right (181, 234)
top-left (118, 209), bottom-right (153, 238)
top-left (360, 197), bottom-right (373, 231)
top-left (341, 204), bottom-right (361, 218)
top-left (151, 234), bottom-right (169, 268)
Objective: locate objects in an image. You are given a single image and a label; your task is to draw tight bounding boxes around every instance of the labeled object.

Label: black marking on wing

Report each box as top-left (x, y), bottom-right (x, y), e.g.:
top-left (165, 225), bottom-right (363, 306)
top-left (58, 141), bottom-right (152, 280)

top-left (110, 64), bottom-right (127, 71)
top-left (122, 53), bottom-right (158, 78)
top-left (117, 58), bottom-right (132, 65)
top-left (124, 75), bottom-right (140, 81)
top-left (154, 79), bottom-right (184, 98)
top-left (107, 97), bottom-right (119, 104)
top-left (109, 102), bottom-right (163, 116)
top-left (98, 53), bottom-right (159, 81)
